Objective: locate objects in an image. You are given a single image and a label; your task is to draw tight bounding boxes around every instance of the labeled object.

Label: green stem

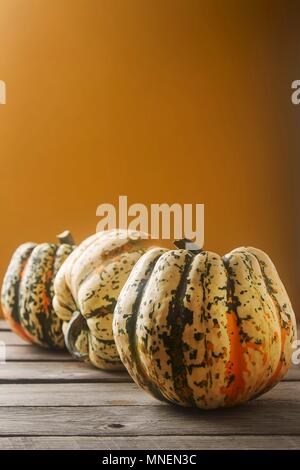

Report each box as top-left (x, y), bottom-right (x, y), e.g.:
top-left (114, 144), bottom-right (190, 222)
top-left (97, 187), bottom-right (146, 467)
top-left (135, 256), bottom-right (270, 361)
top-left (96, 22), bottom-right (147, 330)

top-left (173, 238), bottom-right (202, 254)
top-left (57, 230), bottom-right (75, 245)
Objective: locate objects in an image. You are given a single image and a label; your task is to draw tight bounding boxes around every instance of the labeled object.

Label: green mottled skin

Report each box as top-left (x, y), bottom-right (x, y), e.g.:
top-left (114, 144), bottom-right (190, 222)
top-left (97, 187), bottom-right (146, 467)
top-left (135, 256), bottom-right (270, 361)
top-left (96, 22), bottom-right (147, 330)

top-left (53, 229), bottom-right (156, 369)
top-left (113, 246), bottom-right (296, 409)
top-left (1, 242), bottom-right (74, 349)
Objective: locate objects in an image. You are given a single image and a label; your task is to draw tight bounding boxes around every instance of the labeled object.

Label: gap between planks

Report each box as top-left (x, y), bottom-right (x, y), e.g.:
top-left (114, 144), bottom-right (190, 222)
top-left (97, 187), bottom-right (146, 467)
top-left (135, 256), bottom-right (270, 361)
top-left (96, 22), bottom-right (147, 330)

top-left (0, 362), bottom-right (131, 383)
top-left (1, 324), bottom-right (300, 382)
top-left (0, 381), bottom-right (298, 407)
top-left (0, 361), bottom-right (299, 382)
top-left (0, 399), bottom-right (299, 436)
top-left (0, 331), bottom-right (32, 345)
top-left (1, 320), bottom-right (300, 449)
top-left (5, 345), bottom-right (76, 362)
top-left (0, 435), bottom-right (300, 450)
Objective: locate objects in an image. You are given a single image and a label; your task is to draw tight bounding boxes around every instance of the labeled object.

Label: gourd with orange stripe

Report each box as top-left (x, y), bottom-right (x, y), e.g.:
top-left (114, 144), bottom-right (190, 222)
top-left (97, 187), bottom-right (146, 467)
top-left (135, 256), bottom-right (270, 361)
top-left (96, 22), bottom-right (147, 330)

top-left (53, 229), bottom-right (158, 370)
top-left (1, 231), bottom-right (75, 349)
top-left (113, 240), bottom-right (297, 408)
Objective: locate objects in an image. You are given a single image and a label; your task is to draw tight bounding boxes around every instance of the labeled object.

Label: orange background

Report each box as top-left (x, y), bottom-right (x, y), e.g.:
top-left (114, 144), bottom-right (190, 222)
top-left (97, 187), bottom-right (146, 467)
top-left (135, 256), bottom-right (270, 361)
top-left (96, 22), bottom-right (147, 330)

top-left (0, 0), bottom-right (299, 316)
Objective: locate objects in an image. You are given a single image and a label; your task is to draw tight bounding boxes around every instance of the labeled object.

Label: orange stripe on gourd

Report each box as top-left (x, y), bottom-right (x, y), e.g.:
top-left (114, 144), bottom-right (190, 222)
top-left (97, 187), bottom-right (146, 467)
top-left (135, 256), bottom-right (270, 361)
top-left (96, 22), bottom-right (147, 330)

top-left (113, 243), bottom-right (296, 409)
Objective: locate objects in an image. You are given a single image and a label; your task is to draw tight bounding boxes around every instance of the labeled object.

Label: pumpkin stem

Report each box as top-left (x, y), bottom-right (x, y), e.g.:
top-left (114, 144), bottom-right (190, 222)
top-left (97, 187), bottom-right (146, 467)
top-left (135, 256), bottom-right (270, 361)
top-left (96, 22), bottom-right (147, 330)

top-left (65, 311), bottom-right (89, 361)
top-left (173, 238), bottom-right (203, 254)
top-left (57, 230), bottom-right (75, 245)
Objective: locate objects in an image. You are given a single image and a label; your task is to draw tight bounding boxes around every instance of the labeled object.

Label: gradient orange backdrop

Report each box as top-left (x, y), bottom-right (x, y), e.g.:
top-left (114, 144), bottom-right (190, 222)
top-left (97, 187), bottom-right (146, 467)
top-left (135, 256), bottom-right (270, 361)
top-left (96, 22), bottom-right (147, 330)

top-left (0, 0), bottom-right (299, 316)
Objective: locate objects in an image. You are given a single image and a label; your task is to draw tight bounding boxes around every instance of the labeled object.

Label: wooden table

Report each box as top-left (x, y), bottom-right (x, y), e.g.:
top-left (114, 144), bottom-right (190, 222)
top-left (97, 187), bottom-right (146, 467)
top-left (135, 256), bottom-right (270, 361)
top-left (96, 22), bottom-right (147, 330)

top-left (0, 320), bottom-right (299, 450)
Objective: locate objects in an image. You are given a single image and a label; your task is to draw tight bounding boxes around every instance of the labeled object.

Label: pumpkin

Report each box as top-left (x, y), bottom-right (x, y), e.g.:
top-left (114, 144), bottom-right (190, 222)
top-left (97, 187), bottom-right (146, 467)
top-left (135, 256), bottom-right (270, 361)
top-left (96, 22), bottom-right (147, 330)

top-left (1, 231), bottom-right (75, 349)
top-left (113, 241), bottom-right (297, 408)
top-left (53, 229), bottom-right (157, 369)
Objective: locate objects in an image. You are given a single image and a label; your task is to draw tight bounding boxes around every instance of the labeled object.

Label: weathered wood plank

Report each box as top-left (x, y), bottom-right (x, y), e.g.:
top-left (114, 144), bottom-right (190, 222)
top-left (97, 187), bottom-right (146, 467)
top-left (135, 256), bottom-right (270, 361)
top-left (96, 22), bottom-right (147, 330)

top-left (0, 398), bottom-right (299, 436)
top-left (0, 332), bottom-right (29, 345)
top-left (0, 383), bottom-right (155, 407)
top-left (285, 366), bottom-right (300, 381)
top-left (0, 321), bottom-right (10, 331)
top-left (5, 346), bottom-right (74, 362)
top-left (0, 359), bottom-right (298, 382)
top-left (0, 435), bottom-right (299, 450)
top-left (0, 362), bottom-right (131, 383)
top-left (0, 381), bottom-right (297, 407)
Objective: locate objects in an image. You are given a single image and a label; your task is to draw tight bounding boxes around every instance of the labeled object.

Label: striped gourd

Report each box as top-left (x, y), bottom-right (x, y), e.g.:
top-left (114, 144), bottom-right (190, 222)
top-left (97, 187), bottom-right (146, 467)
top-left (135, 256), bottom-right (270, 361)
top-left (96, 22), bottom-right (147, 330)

top-left (113, 242), bottom-right (297, 408)
top-left (53, 229), bottom-right (156, 369)
top-left (1, 231), bottom-right (75, 349)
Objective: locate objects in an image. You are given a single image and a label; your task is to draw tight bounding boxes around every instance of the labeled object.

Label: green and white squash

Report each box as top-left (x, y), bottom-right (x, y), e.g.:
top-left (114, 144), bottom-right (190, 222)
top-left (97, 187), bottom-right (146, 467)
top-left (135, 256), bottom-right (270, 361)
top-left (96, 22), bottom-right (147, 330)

top-left (53, 229), bottom-right (157, 369)
top-left (113, 242), bottom-right (296, 408)
top-left (1, 231), bottom-right (75, 349)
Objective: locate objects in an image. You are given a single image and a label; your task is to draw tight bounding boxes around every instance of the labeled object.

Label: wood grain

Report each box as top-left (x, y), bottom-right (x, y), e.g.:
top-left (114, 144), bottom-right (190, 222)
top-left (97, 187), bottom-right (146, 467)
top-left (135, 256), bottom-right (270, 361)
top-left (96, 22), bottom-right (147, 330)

top-left (0, 321), bottom-right (9, 331)
top-left (0, 362), bottom-right (131, 383)
top-left (0, 332), bottom-right (29, 345)
top-left (5, 345), bottom-right (75, 362)
top-left (284, 365), bottom-right (300, 381)
top-left (0, 381), bottom-right (298, 407)
top-left (0, 383), bottom-right (156, 407)
top-left (1, 358), bottom-right (298, 382)
top-left (0, 398), bottom-right (299, 436)
top-left (0, 319), bottom-right (299, 449)
top-left (0, 435), bottom-right (299, 450)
